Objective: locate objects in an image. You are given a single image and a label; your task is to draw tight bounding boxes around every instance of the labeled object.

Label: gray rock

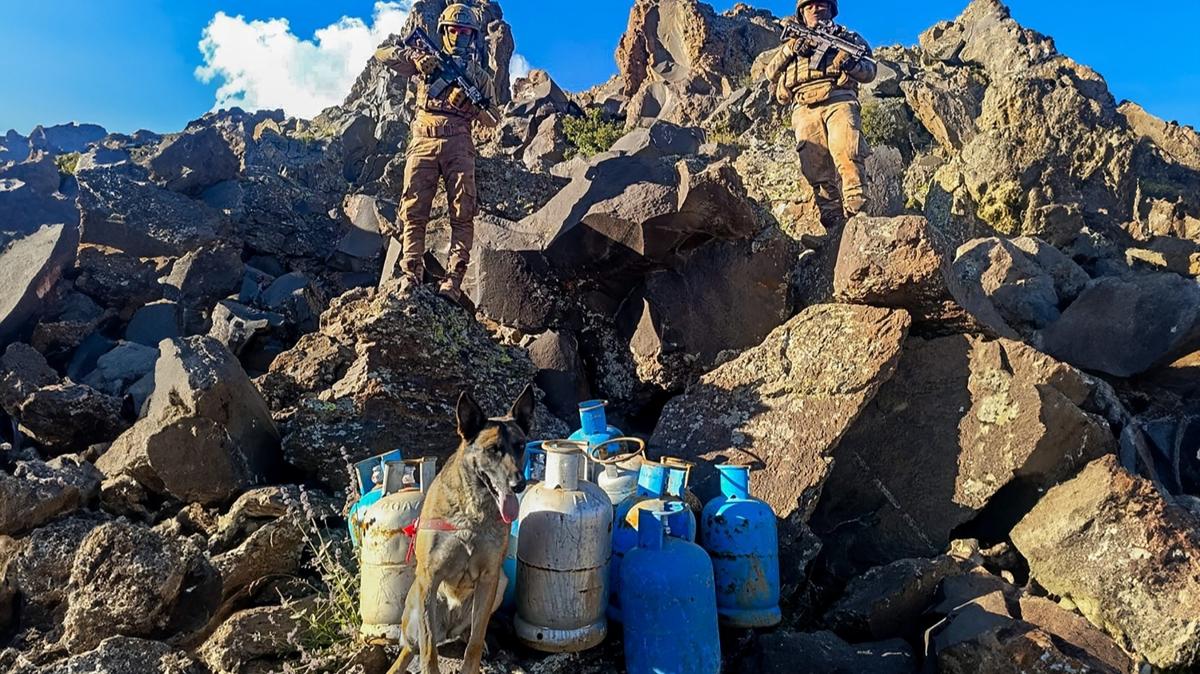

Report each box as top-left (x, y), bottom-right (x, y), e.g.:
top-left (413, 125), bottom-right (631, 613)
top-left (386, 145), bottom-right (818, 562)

top-left (522, 114), bottom-right (569, 173)
top-left (97, 336), bottom-right (281, 505)
top-left (1011, 455), bottom-right (1200, 671)
top-left (528, 331), bottom-right (591, 422)
top-left (1040, 273), bottom-right (1200, 378)
top-left (30, 292), bottom-right (107, 357)
top-left (608, 120), bottom-right (705, 160)
top-left (947, 236), bottom-right (1089, 339)
top-left (43, 636), bottom-right (206, 674)
top-left (811, 336), bottom-right (1115, 576)
top-left (0, 343), bottom-right (59, 414)
top-left (162, 243), bottom-right (245, 310)
top-left (0, 456), bottom-right (102, 535)
top-left (261, 272), bottom-right (321, 334)
top-left (125, 300), bottom-right (183, 348)
top-left (62, 521), bottom-right (190, 654)
top-left (620, 233), bottom-right (797, 391)
top-left (0, 153), bottom-right (79, 237)
top-left (147, 125), bottom-right (241, 195)
top-left (76, 163), bottom-right (225, 258)
top-left (199, 603), bottom-right (305, 674)
top-left (0, 224), bottom-right (80, 347)
top-left (741, 630), bottom-right (917, 674)
top-left (208, 300), bottom-right (284, 357)
top-left (262, 286), bottom-right (543, 488)
top-left (82, 342), bottom-right (159, 398)
top-left (529, 155), bottom-right (758, 274)
top-left (28, 122), bottom-right (106, 154)
top-left (650, 305), bottom-right (910, 563)
top-left (17, 383), bottom-right (127, 453)
top-left (6, 512), bottom-right (110, 631)
top-left (73, 245), bottom-right (165, 315)
top-left (826, 555), bottom-right (965, 642)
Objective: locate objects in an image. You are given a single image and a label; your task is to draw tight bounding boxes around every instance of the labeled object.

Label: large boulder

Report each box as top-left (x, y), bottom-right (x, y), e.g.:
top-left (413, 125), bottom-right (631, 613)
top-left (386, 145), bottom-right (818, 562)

top-left (833, 215), bottom-right (974, 331)
top-left (825, 555), bottom-right (966, 642)
top-left (28, 122), bottom-right (106, 154)
top-left (97, 336), bottom-right (281, 505)
top-left (650, 304), bottom-right (910, 556)
top-left (946, 236), bottom-right (1089, 339)
top-left (0, 153), bottom-right (79, 238)
top-left (199, 603), bottom-right (306, 674)
top-left (528, 330), bottom-right (591, 423)
top-left (4, 513), bottom-right (110, 632)
top-left (0, 224), bottom-right (80, 347)
top-left (620, 232), bottom-right (797, 391)
top-left (811, 335), bottom-right (1116, 576)
top-left (529, 154), bottom-right (758, 275)
top-left (1011, 455), bottom-right (1200, 671)
top-left (0, 343), bottom-right (59, 414)
top-left (16, 383), bottom-right (127, 453)
top-left (76, 162), bottom-right (225, 258)
top-left (259, 285), bottom-right (548, 488)
top-left (146, 125), bottom-right (241, 195)
top-left (0, 457), bottom-right (102, 535)
top-left (62, 521), bottom-right (192, 653)
top-left (1039, 272), bottom-right (1200, 378)
top-left (73, 244), bottom-right (167, 317)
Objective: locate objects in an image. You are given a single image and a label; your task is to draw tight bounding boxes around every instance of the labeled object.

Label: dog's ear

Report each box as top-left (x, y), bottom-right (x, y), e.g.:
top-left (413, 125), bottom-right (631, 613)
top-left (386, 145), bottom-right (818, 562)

top-left (456, 391), bottom-right (487, 441)
top-left (508, 384), bottom-right (535, 435)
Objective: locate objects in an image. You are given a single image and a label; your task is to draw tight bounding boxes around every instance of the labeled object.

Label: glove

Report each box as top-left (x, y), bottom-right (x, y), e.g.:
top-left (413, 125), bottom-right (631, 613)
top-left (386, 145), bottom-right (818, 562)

top-left (374, 46), bottom-right (402, 64)
top-left (413, 51), bottom-right (439, 76)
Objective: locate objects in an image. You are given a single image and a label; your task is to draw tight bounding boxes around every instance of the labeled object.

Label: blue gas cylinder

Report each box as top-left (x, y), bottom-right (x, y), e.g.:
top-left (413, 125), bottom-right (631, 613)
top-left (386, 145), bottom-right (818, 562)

top-left (621, 507), bottom-right (721, 674)
top-left (701, 464), bottom-right (782, 628)
top-left (568, 400), bottom-right (622, 478)
top-left (502, 441), bottom-right (547, 613)
top-left (609, 458), bottom-right (696, 622)
top-left (347, 449), bottom-right (403, 547)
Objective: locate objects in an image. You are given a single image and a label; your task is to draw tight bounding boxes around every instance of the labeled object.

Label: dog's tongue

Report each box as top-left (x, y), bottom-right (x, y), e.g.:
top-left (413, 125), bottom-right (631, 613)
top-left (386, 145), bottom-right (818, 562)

top-left (497, 492), bottom-right (520, 524)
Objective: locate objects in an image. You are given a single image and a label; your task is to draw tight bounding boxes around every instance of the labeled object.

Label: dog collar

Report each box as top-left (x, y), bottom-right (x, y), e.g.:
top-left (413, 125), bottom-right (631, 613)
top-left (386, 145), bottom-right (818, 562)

top-left (403, 517), bottom-right (459, 563)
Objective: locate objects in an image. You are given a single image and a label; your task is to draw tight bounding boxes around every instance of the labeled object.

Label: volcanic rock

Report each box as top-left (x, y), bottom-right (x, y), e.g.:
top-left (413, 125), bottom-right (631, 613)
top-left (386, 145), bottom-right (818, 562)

top-left (650, 304), bottom-right (910, 554)
top-left (0, 224), bottom-right (80, 347)
top-left (1011, 455), bottom-right (1200, 670)
top-left (97, 336), bottom-right (280, 505)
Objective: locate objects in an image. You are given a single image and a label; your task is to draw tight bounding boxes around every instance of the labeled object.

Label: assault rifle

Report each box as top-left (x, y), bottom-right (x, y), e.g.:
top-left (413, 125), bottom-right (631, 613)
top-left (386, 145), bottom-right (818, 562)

top-left (403, 26), bottom-right (499, 126)
top-left (781, 20), bottom-right (876, 71)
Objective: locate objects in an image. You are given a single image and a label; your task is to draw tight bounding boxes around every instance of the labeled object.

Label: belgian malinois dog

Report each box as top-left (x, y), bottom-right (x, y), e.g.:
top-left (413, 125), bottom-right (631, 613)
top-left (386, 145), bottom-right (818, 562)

top-left (387, 385), bottom-right (533, 674)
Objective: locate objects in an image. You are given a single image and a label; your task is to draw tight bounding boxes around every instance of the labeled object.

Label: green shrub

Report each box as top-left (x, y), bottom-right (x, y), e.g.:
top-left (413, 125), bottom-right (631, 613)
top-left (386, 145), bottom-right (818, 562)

top-left (563, 108), bottom-right (625, 159)
top-left (54, 152), bottom-right (81, 176)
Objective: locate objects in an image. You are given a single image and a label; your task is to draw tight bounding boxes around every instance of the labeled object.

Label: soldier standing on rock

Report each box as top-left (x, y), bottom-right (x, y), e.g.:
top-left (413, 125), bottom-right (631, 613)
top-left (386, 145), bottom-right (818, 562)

top-left (374, 3), bottom-right (498, 304)
top-left (764, 0), bottom-right (876, 223)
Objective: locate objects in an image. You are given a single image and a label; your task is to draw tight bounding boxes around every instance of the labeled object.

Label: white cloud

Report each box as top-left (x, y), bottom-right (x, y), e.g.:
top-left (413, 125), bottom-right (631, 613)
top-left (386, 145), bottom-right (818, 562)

top-left (509, 53), bottom-right (532, 84)
top-left (195, 1), bottom-right (413, 119)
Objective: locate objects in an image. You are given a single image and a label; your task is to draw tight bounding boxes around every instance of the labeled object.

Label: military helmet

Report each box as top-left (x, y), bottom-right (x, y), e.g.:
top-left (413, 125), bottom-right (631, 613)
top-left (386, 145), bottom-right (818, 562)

top-left (438, 3), bottom-right (481, 33)
top-left (797, 0), bottom-right (839, 18)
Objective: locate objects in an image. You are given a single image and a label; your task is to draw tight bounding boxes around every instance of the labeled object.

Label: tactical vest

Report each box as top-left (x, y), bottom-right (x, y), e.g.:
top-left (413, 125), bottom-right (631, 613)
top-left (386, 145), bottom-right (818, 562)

top-left (412, 59), bottom-right (491, 138)
top-left (776, 29), bottom-right (864, 107)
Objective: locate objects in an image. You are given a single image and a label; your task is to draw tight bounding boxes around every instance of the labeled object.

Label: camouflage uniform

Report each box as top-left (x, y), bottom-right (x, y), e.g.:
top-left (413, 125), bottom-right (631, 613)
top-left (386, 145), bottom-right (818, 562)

top-left (376, 47), bottom-right (497, 293)
top-left (765, 21), bottom-right (877, 220)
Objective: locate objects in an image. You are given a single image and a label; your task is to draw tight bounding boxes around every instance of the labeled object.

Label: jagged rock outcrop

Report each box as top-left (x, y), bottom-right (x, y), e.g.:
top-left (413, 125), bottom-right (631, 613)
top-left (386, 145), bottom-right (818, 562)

top-left (259, 285), bottom-right (551, 488)
top-left (616, 0), bottom-right (780, 126)
top-left (1012, 455), bottom-right (1200, 671)
top-left (0, 153), bottom-right (79, 240)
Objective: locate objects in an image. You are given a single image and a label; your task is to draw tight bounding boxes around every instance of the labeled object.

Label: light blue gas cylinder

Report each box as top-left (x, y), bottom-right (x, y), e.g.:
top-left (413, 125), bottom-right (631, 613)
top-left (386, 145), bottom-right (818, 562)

top-left (502, 441), bottom-right (547, 613)
top-left (569, 400), bottom-right (622, 481)
top-left (348, 449), bottom-right (404, 547)
top-left (609, 458), bottom-right (697, 622)
top-left (621, 507), bottom-right (721, 674)
top-left (700, 464), bottom-right (782, 628)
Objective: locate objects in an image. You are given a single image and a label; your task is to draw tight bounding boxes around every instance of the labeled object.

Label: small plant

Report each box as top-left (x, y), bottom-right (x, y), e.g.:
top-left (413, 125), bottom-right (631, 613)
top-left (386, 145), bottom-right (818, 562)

top-left (54, 152), bottom-right (81, 176)
top-left (281, 485), bottom-right (365, 673)
top-left (563, 108), bottom-right (625, 159)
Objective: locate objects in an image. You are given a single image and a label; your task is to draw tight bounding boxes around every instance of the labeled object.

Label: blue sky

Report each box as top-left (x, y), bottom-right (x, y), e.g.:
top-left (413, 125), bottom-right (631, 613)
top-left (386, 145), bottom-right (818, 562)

top-left (1, 0), bottom-right (1197, 135)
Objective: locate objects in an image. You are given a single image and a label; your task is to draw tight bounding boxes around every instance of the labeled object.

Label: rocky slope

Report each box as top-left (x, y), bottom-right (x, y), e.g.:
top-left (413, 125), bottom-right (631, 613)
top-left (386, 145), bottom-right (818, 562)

top-left (1, 0), bottom-right (1199, 672)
